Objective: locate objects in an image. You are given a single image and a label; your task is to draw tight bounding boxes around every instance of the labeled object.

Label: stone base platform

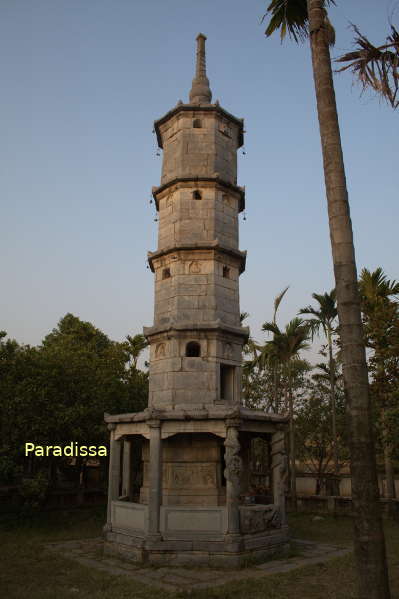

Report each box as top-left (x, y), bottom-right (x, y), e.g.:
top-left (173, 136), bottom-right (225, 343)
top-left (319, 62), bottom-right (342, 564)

top-left (46, 537), bottom-right (351, 593)
top-left (104, 526), bottom-right (290, 568)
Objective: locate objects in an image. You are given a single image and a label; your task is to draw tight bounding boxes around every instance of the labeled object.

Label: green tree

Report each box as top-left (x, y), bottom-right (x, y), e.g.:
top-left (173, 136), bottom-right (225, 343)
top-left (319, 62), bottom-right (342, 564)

top-left (295, 374), bottom-right (347, 494)
top-left (299, 290), bottom-right (339, 474)
top-left (359, 268), bottom-right (399, 499)
top-left (263, 2), bottom-right (390, 595)
top-left (125, 334), bottom-right (148, 369)
top-left (0, 315), bottom-right (148, 497)
top-left (261, 317), bottom-right (311, 505)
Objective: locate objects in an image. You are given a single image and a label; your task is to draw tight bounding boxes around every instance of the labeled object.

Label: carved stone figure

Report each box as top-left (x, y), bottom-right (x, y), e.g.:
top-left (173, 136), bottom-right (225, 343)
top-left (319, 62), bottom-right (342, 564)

top-left (189, 261), bottom-right (201, 274)
top-left (224, 428), bottom-right (242, 501)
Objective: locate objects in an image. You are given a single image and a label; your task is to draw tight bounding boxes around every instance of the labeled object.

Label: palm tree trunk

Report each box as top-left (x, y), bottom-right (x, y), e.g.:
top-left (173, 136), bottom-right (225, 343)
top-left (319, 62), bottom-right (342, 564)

top-left (382, 408), bottom-right (396, 500)
top-left (288, 371), bottom-right (296, 508)
top-left (307, 1), bottom-right (390, 597)
top-left (327, 331), bottom-right (339, 476)
top-left (273, 365), bottom-right (278, 411)
top-left (384, 444), bottom-right (395, 499)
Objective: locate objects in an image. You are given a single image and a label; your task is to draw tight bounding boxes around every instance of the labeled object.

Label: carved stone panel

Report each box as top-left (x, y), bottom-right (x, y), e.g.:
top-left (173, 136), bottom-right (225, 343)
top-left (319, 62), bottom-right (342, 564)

top-left (189, 261), bottom-right (201, 274)
top-left (165, 463), bottom-right (217, 489)
top-left (239, 505), bottom-right (282, 534)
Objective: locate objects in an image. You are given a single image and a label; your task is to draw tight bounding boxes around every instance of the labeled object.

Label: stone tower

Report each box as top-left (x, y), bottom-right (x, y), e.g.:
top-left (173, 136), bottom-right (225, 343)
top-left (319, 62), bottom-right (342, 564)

top-left (104, 35), bottom-right (289, 567)
top-left (145, 33), bottom-right (247, 412)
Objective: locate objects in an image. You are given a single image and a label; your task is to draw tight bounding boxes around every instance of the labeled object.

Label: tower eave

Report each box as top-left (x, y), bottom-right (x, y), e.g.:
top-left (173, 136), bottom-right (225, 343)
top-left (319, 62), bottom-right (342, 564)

top-left (154, 104), bottom-right (244, 149)
top-left (152, 177), bottom-right (245, 212)
top-left (147, 244), bottom-right (247, 274)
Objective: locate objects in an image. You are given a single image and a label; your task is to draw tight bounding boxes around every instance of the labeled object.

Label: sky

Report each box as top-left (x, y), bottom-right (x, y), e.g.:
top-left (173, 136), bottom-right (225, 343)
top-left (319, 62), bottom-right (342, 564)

top-left (1, 0), bottom-right (397, 363)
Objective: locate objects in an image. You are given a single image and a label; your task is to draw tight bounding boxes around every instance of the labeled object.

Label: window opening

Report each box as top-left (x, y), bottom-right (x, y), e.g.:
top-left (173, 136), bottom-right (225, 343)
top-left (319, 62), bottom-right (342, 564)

top-left (193, 190), bottom-right (202, 200)
top-left (222, 266), bottom-right (230, 279)
top-left (193, 118), bottom-right (202, 128)
top-left (220, 364), bottom-right (235, 401)
top-left (186, 341), bottom-right (201, 357)
top-left (162, 268), bottom-right (171, 279)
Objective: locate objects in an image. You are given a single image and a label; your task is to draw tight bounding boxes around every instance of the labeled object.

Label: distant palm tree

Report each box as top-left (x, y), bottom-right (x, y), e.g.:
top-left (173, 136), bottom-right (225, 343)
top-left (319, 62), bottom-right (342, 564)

top-left (262, 317), bottom-right (311, 505)
top-left (359, 268), bottom-right (399, 500)
top-left (271, 287), bottom-right (289, 410)
top-left (263, 2), bottom-right (390, 594)
top-left (336, 25), bottom-right (399, 109)
top-left (299, 290), bottom-right (339, 474)
top-left (125, 334), bottom-right (148, 369)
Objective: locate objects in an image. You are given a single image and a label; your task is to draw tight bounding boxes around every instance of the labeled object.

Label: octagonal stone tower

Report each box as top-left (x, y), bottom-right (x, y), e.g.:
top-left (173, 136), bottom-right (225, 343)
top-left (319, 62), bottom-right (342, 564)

top-left (145, 33), bottom-right (247, 412)
top-left (104, 35), bottom-right (289, 567)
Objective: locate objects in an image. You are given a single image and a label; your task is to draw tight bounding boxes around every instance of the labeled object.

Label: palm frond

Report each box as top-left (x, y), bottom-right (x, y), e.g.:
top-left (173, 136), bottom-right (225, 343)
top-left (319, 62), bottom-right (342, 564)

top-left (336, 24), bottom-right (399, 109)
top-left (273, 285), bottom-right (289, 323)
top-left (263, 0), bottom-right (309, 43)
top-left (262, 321), bottom-right (281, 337)
top-left (262, 0), bottom-right (335, 45)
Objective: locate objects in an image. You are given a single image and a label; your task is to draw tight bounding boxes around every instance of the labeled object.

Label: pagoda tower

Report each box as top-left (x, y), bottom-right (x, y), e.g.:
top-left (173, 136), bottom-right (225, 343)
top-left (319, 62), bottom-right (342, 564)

top-left (145, 34), bottom-right (247, 413)
top-left (104, 35), bottom-right (289, 567)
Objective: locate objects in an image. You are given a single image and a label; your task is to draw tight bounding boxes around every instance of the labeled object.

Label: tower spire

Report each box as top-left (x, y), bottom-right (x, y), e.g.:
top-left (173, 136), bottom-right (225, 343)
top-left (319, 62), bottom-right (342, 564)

top-left (189, 33), bottom-right (212, 105)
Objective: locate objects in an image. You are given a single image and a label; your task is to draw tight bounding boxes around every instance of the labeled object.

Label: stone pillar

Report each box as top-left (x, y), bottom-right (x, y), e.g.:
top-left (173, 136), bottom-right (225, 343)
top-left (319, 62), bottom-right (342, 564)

top-left (148, 420), bottom-right (162, 539)
top-left (122, 438), bottom-right (132, 499)
top-left (224, 423), bottom-right (242, 535)
top-left (271, 429), bottom-right (287, 526)
top-left (105, 424), bottom-right (121, 530)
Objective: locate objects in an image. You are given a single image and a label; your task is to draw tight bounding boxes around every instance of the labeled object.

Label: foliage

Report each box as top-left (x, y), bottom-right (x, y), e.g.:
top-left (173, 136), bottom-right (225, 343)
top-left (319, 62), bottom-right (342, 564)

top-left (359, 268), bottom-right (399, 464)
top-left (19, 472), bottom-right (49, 513)
top-left (295, 375), bottom-right (348, 491)
top-left (262, 0), bottom-right (335, 45)
top-left (336, 24), bottom-right (399, 109)
top-left (0, 314), bottom-right (148, 491)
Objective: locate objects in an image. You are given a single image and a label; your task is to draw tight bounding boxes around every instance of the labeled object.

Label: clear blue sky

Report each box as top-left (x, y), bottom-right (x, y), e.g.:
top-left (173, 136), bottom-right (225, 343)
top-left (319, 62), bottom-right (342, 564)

top-left (1, 0), bottom-right (397, 358)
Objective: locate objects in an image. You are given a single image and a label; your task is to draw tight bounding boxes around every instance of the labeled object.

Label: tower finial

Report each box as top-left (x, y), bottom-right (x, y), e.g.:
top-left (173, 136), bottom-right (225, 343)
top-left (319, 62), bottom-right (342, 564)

top-left (189, 33), bottom-right (212, 105)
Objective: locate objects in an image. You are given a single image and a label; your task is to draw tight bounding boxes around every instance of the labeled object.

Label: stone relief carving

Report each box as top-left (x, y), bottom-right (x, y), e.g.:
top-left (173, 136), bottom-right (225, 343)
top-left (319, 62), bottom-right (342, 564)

top-left (189, 261), bottom-right (201, 274)
top-left (239, 505), bottom-right (282, 534)
top-left (224, 428), bottom-right (242, 502)
top-left (172, 466), bottom-right (192, 487)
top-left (166, 464), bottom-right (217, 488)
top-left (155, 343), bottom-right (166, 358)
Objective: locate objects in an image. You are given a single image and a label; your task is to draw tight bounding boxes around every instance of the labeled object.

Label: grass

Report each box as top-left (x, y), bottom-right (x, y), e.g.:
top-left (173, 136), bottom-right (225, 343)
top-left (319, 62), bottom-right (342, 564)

top-left (1, 508), bottom-right (399, 598)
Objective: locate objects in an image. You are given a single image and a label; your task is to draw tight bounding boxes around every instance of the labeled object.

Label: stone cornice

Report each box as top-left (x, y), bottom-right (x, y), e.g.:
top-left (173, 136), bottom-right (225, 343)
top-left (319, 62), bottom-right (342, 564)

top-left (154, 103), bottom-right (244, 149)
top-left (104, 406), bottom-right (289, 425)
top-left (143, 320), bottom-right (249, 341)
top-left (151, 177), bottom-right (245, 212)
top-left (147, 242), bottom-right (247, 274)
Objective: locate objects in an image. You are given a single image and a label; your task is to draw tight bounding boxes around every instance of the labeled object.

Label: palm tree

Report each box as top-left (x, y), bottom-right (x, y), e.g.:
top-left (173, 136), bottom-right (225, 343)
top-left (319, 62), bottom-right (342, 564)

top-left (299, 290), bottom-right (339, 475)
top-left (336, 25), bottom-right (399, 110)
top-left (125, 334), bottom-right (148, 369)
top-left (262, 317), bottom-right (311, 506)
top-left (359, 268), bottom-right (399, 500)
top-left (271, 286), bottom-right (289, 410)
top-left (263, 2), bottom-right (390, 596)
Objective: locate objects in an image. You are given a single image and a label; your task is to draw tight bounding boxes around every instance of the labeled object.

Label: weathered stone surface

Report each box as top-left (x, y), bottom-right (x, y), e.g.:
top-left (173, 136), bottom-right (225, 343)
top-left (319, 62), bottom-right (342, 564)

top-left (239, 505), bottom-right (282, 534)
